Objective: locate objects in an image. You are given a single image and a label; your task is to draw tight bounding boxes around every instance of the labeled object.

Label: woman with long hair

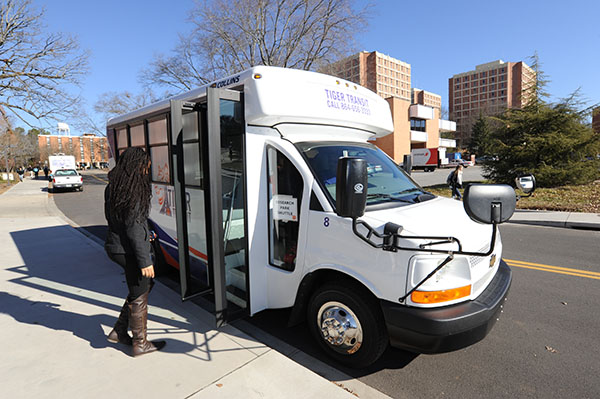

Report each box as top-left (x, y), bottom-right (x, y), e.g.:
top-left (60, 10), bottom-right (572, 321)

top-left (104, 147), bottom-right (166, 356)
top-left (450, 164), bottom-right (464, 200)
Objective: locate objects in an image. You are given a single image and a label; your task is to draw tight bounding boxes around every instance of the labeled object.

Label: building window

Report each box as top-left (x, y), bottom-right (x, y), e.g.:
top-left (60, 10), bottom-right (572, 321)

top-left (410, 118), bottom-right (426, 132)
top-left (58, 138), bottom-right (62, 152)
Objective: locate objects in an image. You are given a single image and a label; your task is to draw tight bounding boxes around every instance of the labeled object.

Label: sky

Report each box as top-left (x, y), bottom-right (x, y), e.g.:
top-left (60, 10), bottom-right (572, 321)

top-left (25, 0), bottom-right (600, 134)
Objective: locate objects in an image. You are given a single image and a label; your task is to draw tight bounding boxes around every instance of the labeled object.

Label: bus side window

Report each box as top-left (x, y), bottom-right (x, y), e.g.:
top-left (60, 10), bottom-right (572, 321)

top-left (117, 127), bottom-right (128, 157)
top-left (148, 117), bottom-right (170, 183)
top-left (267, 148), bottom-right (303, 271)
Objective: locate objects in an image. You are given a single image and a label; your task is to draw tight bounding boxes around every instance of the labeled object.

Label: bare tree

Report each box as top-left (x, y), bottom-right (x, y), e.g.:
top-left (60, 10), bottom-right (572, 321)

top-left (0, 120), bottom-right (37, 180)
top-left (141, 0), bottom-right (371, 94)
top-left (0, 0), bottom-right (88, 127)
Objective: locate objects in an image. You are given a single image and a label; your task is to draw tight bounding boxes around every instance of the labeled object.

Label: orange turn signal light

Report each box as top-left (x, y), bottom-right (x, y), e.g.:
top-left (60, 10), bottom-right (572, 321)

top-left (411, 285), bottom-right (471, 304)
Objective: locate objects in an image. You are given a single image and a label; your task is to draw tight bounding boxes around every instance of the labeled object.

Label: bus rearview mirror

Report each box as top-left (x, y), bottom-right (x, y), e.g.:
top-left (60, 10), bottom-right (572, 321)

top-left (336, 157), bottom-right (367, 219)
top-left (515, 174), bottom-right (536, 194)
top-left (463, 184), bottom-right (516, 224)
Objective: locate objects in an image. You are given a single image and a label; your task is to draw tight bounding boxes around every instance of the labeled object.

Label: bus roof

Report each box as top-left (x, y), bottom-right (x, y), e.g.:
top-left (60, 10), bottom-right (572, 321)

top-left (107, 66), bottom-right (394, 138)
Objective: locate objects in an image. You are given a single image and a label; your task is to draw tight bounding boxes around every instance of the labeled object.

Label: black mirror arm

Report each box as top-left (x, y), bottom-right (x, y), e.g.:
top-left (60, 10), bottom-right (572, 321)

top-left (352, 218), bottom-right (498, 258)
top-left (516, 191), bottom-right (534, 200)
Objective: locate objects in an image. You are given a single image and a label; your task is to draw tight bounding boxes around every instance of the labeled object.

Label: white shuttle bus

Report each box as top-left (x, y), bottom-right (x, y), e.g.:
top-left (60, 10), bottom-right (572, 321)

top-left (106, 66), bottom-right (526, 367)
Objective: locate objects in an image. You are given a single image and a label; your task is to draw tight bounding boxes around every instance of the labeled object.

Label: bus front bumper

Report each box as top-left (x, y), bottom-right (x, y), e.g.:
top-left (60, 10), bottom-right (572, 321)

top-left (381, 260), bottom-right (512, 353)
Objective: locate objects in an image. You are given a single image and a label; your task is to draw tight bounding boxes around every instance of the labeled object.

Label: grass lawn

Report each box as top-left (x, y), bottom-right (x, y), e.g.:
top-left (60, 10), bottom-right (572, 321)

top-left (425, 180), bottom-right (600, 213)
top-left (0, 183), bottom-right (13, 195)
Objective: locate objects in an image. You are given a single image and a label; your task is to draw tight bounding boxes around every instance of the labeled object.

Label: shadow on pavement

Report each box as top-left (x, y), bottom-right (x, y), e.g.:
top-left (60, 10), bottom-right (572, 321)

top-left (6, 225), bottom-right (260, 359)
top-left (0, 291), bottom-right (114, 349)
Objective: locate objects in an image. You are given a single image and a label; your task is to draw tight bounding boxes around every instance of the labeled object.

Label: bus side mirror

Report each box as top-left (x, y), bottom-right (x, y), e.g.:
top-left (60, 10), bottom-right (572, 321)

top-left (464, 184), bottom-right (516, 224)
top-left (336, 157), bottom-right (367, 218)
top-left (515, 174), bottom-right (536, 196)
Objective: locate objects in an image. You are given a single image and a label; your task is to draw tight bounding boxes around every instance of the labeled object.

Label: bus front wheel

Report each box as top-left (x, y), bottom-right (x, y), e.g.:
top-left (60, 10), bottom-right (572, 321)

top-left (307, 282), bottom-right (388, 368)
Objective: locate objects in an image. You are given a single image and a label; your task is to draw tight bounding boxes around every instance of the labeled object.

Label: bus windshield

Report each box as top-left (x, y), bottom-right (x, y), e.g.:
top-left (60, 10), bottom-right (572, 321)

top-left (298, 142), bottom-right (433, 207)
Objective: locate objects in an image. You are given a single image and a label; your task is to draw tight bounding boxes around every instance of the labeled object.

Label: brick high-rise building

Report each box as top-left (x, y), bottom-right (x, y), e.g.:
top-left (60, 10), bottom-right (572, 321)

top-left (449, 60), bottom-right (535, 148)
top-left (321, 51), bottom-right (412, 101)
top-left (324, 51), bottom-right (456, 164)
top-left (411, 88), bottom-right (441, 110)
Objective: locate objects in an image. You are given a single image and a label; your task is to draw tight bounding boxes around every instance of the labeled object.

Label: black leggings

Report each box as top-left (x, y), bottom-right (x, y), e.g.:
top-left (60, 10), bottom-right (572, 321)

top-left (108, 253), bottom-right (152, 301)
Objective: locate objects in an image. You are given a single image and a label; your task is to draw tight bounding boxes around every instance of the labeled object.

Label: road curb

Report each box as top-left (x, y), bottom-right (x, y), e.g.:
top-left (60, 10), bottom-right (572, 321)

top-left (507, 219), bottom-right (600, 231)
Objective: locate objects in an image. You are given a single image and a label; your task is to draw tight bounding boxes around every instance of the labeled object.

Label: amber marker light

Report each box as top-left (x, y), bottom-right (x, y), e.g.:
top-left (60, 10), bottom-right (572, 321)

top-left (253, 73), bottom-right (262, 79)
top-left (411, 285), bottom-right (471, 304)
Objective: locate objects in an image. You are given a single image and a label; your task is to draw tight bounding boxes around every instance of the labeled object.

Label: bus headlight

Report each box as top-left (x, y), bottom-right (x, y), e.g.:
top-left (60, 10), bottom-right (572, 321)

top-left (407, 256), bottom-right (471, 305)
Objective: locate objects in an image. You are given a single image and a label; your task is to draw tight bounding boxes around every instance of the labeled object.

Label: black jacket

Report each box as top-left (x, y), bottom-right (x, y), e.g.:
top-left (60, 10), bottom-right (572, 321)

top-left (104, 185), bottom-right (152, 269)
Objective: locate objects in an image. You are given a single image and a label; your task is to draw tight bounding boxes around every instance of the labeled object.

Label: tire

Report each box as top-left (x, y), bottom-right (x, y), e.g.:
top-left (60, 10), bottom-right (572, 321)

top-left (79, 186), bottom-right (84, 192)
top-left (307, 281), bottom-right (388, 368)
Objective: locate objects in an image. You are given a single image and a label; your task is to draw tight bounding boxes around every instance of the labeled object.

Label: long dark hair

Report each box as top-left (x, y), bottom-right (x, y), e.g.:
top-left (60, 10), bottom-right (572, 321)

top-left (108, 147), bottom-right (152, 223)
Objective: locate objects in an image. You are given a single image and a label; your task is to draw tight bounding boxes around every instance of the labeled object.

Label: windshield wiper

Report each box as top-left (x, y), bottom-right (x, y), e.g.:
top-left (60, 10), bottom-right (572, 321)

top-left (391, 188), bottom-right (423, 196)
top-left (367, 193), bottom-right (413, 203)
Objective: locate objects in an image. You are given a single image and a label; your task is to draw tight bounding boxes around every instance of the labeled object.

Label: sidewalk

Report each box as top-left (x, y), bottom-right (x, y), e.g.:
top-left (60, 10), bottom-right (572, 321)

top-left (0, 178), bottom-right (387, 399)
top-left (509, 209), bottom-right (600, 230)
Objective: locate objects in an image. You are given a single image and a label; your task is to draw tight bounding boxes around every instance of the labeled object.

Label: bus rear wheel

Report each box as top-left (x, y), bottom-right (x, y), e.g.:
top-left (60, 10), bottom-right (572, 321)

top-left (307, 282), bottom-right (388, 368)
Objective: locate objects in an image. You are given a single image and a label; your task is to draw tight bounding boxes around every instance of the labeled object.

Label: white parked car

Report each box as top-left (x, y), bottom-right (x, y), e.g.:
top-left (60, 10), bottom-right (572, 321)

top-left (50, 169), bottom-right (83, 192)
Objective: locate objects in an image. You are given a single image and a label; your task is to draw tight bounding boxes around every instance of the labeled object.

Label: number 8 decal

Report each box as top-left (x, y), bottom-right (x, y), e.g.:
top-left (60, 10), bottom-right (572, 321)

top-left (323, 217), bottom-right (330, 227)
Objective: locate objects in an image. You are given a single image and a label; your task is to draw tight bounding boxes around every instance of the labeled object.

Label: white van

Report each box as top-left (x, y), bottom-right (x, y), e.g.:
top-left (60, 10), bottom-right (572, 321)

top-left (106, 66), bottom-right (526, 367)
top-left (48, 154), bottom-right (76, 177)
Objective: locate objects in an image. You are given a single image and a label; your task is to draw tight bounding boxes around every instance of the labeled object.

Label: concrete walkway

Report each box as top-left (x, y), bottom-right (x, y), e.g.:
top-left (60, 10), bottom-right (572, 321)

top-left (0, 178), bottom-right (387, 399)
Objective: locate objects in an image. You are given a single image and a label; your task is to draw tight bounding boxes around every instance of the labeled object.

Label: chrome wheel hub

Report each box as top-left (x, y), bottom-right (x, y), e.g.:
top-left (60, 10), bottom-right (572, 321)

top-left (317, 301), bottom-right (363, 354)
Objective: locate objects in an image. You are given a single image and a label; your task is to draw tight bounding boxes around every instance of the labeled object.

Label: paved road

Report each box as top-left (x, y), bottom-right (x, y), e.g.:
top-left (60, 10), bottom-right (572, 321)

top-left (54, 170), bottom-right (600, 398)
top-left (51, 170), bottom-right (109, 241)
top-left (409, 165), bottom-right (486, 187)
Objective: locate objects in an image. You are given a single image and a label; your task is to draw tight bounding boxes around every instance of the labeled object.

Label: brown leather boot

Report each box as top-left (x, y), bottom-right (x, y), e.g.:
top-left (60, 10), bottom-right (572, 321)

top-left (107, 299), bottom-right (132, 345)
top-left (129, 291), bottom-right (166, 357)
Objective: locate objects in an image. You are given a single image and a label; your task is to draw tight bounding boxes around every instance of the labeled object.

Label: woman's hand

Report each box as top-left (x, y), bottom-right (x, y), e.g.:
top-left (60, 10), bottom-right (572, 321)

top-left (141, 265), bottom-right (155, 278)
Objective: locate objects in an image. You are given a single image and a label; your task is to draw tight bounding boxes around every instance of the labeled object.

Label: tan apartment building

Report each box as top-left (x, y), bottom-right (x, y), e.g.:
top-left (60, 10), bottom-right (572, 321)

top-left (322, 51), bottom-right (412, 101)
top-left (412, 88), bottom-right (441, 110)
top-left (38, 133), bottom-right (109, 168)
top-left (449, 60), bottom-right (535, 148)
top-left (593, 107), bottom-right (600, 134)
top-left (324, 51), bottom-right (456, 164)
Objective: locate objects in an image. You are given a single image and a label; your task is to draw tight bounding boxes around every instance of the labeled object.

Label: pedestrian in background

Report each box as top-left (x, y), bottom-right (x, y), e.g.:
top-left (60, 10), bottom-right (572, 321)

top-left (104, 147), bottom-right (165, 357)
top-left (17, 167), bottom-right (24, 182)
top-left (449, 164), bottom-right (464, 200)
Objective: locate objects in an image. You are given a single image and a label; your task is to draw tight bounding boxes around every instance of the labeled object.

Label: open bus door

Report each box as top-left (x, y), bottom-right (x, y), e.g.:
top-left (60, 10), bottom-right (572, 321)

top-left (170, 87), bottom-right (248, 327)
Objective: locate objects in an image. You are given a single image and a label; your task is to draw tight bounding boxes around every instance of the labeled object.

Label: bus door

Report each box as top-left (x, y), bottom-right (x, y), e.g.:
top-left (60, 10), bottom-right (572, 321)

top-left (170, 87), bottom-right (248, 327)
